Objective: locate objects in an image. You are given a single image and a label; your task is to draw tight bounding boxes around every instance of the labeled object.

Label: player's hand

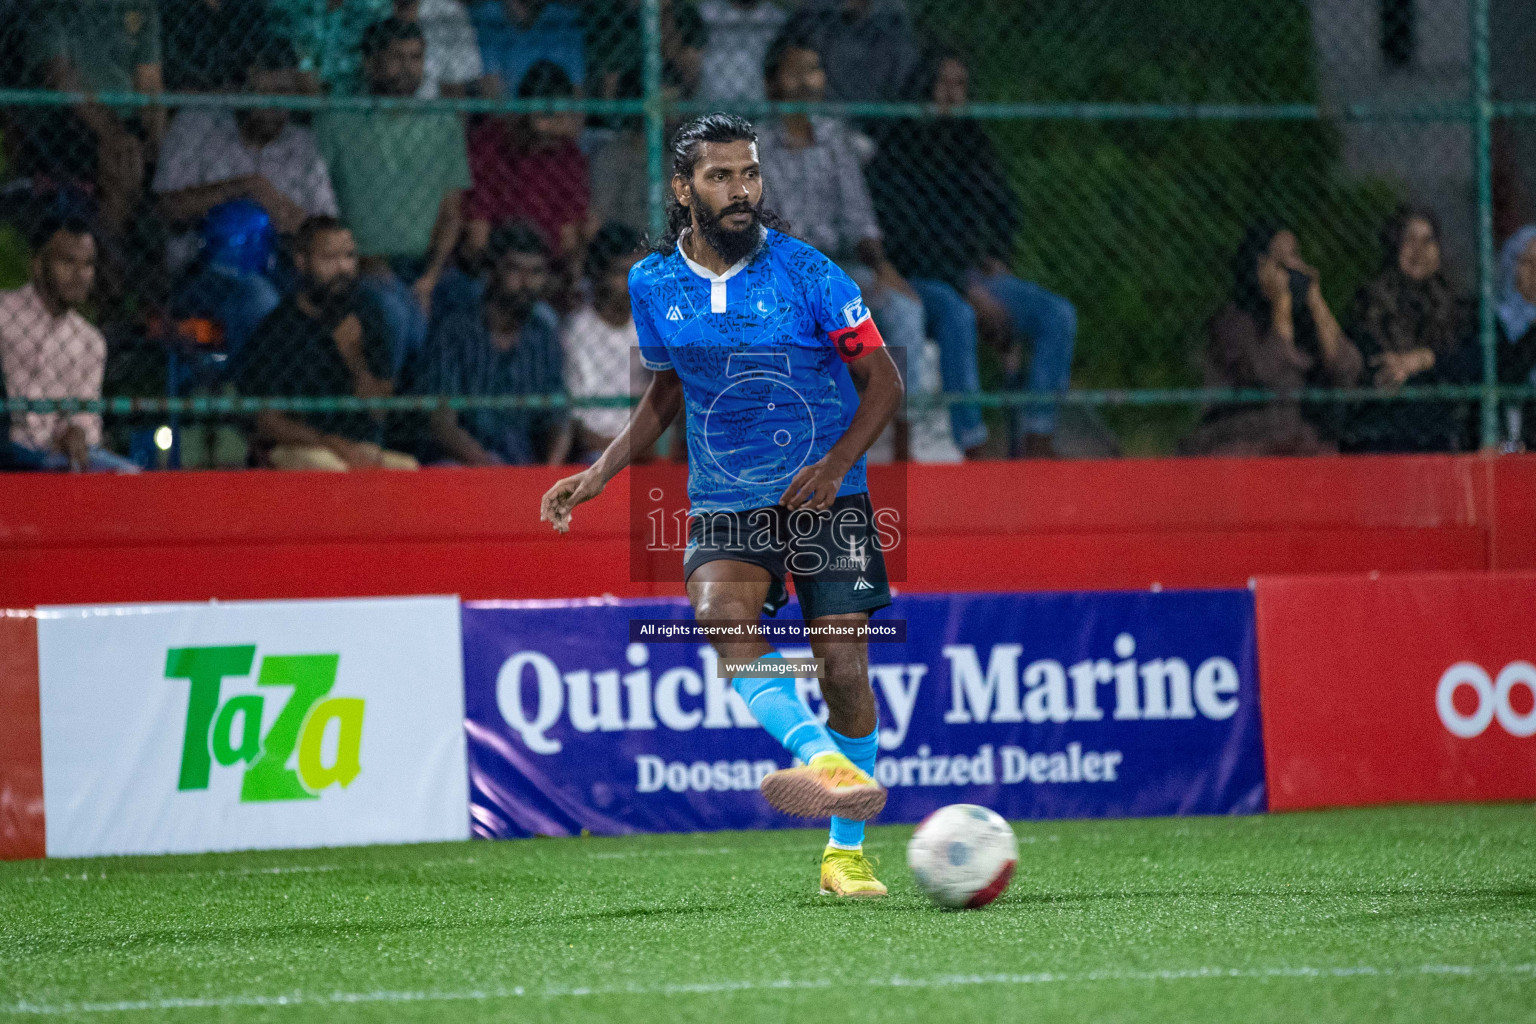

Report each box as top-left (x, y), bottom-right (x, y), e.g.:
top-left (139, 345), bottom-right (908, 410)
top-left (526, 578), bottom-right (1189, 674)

top-left (541, 469), bottom-right (605, 533)
top-left (778, 457), bottom-right (846, 513)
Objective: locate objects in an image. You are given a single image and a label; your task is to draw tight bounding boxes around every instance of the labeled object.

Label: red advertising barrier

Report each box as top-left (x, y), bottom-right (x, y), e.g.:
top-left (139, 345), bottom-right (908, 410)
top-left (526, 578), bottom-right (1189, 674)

top-left (1255, 572), bottom-right (1536, 810)
top-left (1, 454), bottom-right (1533, 606)
top-left (0, 611), bottom-right (44, 860)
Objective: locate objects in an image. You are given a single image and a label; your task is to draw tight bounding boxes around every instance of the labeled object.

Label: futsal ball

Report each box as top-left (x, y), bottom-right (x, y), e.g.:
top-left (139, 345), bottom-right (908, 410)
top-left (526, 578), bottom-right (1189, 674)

top-left (907, 804), bottom-right (1019, 909)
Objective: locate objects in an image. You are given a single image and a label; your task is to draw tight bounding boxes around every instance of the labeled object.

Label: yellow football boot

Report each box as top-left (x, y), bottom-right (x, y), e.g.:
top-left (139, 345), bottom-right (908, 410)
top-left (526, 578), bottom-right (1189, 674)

top-left (759, 752), bottom-right (887, 821)
top-left (820, 845), bottom-right (888, 898)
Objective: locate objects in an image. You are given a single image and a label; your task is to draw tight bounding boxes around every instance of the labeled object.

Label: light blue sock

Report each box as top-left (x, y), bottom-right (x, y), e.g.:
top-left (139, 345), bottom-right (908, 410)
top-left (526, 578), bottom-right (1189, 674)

top-left (828, 725), bottom-right (879, 849)
top-left (731, 653), bottom-right (841, 765)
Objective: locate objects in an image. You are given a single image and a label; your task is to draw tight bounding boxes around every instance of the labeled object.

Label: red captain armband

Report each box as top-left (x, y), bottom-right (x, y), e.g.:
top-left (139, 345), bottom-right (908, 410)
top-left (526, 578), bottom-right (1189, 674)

top-left (829, 306), bottom-right (885, 364)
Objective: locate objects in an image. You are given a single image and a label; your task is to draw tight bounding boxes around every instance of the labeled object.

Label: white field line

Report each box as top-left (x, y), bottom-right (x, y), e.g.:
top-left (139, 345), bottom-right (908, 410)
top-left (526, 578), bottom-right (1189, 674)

top-left (3, 963), bottom-right (1531, 1016)
top-left (586, 847), bottom-right (737, 860)
top-left (10, 845), bottom-right (785, 883)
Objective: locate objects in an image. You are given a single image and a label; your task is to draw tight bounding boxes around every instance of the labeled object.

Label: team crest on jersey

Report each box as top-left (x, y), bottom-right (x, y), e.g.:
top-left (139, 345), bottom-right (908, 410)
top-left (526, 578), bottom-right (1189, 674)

top-left (841, 297), bottom-right (870, 328)
top-left (666, 305), bottom-right (684, 321)
top-left (750, 287), bottom-right (776, 317)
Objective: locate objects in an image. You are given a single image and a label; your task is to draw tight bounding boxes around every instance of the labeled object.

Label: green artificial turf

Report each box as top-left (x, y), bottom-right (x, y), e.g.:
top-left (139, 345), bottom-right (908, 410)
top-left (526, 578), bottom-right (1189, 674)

top-left (1, 804), bottom-right (1533, 1023)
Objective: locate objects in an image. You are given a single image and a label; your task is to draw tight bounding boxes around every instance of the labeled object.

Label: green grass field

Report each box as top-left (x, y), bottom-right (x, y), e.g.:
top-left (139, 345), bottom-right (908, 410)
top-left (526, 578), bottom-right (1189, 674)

top-left (2, 804), bottom-right (1533, 1023)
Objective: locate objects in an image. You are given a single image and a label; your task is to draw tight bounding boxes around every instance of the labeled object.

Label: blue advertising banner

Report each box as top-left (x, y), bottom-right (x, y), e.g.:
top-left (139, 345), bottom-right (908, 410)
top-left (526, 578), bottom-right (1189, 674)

top-left (462, 591), bottom-right (1265, 838)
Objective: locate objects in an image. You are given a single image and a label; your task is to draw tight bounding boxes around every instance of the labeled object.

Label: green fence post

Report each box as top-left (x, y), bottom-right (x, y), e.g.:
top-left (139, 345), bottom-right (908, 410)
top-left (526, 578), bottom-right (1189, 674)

top-left (642, 0), bottom-right (666, 241)
top-left (1471, 0), bottom-right (1498, 449)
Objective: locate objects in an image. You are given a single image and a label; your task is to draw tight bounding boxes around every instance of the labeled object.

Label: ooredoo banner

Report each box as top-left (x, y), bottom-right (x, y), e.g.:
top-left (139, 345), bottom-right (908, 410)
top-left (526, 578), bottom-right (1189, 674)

top-left (463, 590), bottom-right (1265, 838)
top-left (1255, 573), bottom-right (1536, 810)
top-left (37, 597), bottom-right (469, 857)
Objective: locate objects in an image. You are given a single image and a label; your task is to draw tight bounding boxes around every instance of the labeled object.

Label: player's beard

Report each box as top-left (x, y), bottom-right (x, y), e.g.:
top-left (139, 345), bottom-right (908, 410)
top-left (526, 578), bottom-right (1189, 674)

top-left (695, 198), bottom-right (763, 265)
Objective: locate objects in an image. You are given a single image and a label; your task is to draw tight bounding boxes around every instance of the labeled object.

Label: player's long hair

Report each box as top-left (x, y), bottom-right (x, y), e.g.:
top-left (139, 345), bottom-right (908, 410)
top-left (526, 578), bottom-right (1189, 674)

top-left (649, 113), bottom-right (791, 257)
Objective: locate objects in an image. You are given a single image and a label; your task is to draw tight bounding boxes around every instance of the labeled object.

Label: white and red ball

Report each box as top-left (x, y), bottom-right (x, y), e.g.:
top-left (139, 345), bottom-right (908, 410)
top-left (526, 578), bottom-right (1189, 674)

top-left (906, 804), bottom-right (1018, 909)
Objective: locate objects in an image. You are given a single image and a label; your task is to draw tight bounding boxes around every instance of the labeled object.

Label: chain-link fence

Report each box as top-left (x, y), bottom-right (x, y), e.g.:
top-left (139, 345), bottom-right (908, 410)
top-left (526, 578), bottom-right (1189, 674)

top-left (0, 0), bottom-right (1533, 471)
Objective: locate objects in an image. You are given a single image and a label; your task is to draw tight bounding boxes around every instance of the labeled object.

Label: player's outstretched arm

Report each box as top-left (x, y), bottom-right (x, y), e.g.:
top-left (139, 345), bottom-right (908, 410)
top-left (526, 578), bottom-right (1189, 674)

top-left (780, 347), bottom-right (905, 512)
top-left (540, 369), bottom-right (685, 533)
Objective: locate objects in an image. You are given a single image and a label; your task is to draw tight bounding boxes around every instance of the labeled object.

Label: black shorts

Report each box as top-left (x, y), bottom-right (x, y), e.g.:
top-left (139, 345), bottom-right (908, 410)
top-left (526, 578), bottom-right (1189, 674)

top-left (682, 492), bottom-right (893, 622)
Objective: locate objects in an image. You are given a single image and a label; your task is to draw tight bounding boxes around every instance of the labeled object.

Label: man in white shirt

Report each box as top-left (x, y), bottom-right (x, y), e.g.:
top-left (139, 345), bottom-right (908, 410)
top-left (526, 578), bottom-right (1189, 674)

top-left (696, 0), bottom-right (786, 102)
top-left (0, 217), bottom-right (138, 473)
top-left (561, 223), bottom-right (648, 457)
top-left (153, 42), bottom-right (338, 274)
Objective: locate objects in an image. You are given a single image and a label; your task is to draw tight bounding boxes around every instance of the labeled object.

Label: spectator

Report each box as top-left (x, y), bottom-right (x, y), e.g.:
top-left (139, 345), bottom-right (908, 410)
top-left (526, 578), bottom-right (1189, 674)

top-left (238, 216), bottom-right (418, 470)
top-left (787, 0), bottom-right (918, 103)
top-left (562, 221), bottom-right (644, 457)
top-left (463, 60), bottom-right (591, 262)
top-left (416, 222), bottom-right (570, 465)
top-left (22, 0), bottom-right (167, 234)
top-left (0, 215), bottom-right (138, 472)
top-left (393, 0), bottom-right (491, 98)
top-left (872, 51), bottom-right (1076, 458)
top-left (267, 0), bottom-right (391, 94)
top-left (153, 40), bottom-right (338, 276)
top-left (696, 0), bottom-right (786, 103)
top-left (317, 17), bottom-right (470, 374)
top-left (587, 0), bottom-right (704, 102)
top-left (161, 201), bottom-right (279, 469)
top-left (1344, 206), bottom-right (1475, 453)
top-left (753, 35), bottom-right (935, 448)
top-left (161, 0), bottom-right (275, 93)
top-left (1497, 225), bottom-right (1536, 448)
top-left (1180, 224), bottom-right (1363, 457)
top-left (167, 200), bottom-right (280, 365)
top-left (588, 124), bottom-right (651, 236)
top-left (468, 0), bottom-right (584, 97)
top-left (865, 336), bottom-right (963, 464)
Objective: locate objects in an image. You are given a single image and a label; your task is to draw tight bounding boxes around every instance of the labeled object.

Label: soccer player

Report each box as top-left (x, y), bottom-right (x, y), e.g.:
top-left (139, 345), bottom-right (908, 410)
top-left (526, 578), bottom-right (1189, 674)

top-left (540, 113), bottom-right (904, 898)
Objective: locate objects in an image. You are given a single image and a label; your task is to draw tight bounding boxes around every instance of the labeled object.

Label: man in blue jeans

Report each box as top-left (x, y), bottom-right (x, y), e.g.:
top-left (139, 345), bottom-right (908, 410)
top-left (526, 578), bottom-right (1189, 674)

top-left (754, 35), bottom-right (932, 443)
top-left (870, 51), bottom-right (1077, 457)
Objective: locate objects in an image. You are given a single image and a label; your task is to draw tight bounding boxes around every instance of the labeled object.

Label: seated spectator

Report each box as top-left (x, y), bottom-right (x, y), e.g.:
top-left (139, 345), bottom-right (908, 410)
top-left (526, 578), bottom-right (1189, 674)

top-left (865, 337), bottom-right (962, 464)
top-left (588, 124), bottom-right (650, 236)
top-left (317, 18), bottom-right (471, 374)
top-left (753, 35), bottom-right (935, 447)
top-left (1497, 225), bottom-right (1536, 448)
top-left (20, 0), bottom-right (167, 234)
top-left (161, 0), bottom-right (276, 93)
top-left (786, 0), bottom-right (918, 103)
top-left (1344, 206), bottom-right (1475, 453)
top-left (469, 0), bottom-right (585, 97)
top-left (0, 215), bottom-right (138, 472)
top-left (393, 0), bottom-right (492, 98)
top-left (872, 51), bottom-right (1076, 458)
top-left (1180, 224), bottom-right (1363, 457)
top-left (167, 200), bottom-right (281, 365)
top-left (561, 221), bottom-right (644, 458)
top-left (267, 0), bottom-right (391, 95)
top-left (416, 222), bottom-right (569, 465)
top-left (153, 40), bottom-right (338, 276)
top-left (587, 0), bottom-right (704, 102)
top-left (463, 60), bottom-right (591, 263)
top-left (696, 0), bottom-right (786, 103)
top-left (238, 216), bottom-right (418, 470)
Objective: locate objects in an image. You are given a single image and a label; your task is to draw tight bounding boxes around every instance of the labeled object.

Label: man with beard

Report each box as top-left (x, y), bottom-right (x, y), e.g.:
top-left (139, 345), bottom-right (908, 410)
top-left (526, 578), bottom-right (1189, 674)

top-left (539, 114), bottom-right (905, 898)
top-left (154, 40), bottom-right (338, 277)
top-left (415, 222), bottom-right (571, 465)
top-left (237, 216), bottom-right (419, 471)
top-left (1, 216), bottom-right (139, 473)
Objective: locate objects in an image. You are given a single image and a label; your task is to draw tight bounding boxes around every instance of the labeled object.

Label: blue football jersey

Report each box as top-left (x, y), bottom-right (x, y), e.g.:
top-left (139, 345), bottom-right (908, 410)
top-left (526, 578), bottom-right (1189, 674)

top-left (630, 228), bottom-right (883, 514)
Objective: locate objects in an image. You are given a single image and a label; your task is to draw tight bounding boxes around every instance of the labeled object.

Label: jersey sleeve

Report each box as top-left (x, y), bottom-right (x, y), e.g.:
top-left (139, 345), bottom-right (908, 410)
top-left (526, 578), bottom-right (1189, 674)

top-left (629, 265), bottom-right (673, 371)
top-left (810, 258), bottom-right (885, 364)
